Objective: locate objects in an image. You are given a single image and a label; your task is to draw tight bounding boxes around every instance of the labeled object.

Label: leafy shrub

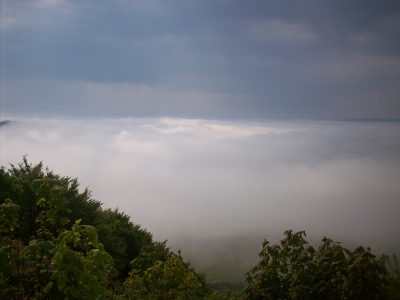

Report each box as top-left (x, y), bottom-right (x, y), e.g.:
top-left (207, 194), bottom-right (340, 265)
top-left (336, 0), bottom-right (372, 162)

top-left (243, 230), bottom-right (388, 300)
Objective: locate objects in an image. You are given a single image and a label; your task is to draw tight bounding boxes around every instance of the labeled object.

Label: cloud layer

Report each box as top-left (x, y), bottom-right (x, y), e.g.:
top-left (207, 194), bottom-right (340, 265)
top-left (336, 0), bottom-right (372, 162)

top-left (1, 117), bottom-right (399, 260)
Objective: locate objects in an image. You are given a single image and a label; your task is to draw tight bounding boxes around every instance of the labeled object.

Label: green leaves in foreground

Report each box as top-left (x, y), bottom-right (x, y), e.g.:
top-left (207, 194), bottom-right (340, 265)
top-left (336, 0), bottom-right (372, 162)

top-left (49, 222), bottom-right (113, 299)
top-left (243, 230), bottom-right (388, 300)
top-left (0, 178), bottom-right (115, 300)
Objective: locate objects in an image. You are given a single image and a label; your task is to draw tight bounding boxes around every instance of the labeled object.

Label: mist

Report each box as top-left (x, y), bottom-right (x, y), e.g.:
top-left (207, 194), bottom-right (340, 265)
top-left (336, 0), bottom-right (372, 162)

top-left (1, 117), bottom-right (399, 279)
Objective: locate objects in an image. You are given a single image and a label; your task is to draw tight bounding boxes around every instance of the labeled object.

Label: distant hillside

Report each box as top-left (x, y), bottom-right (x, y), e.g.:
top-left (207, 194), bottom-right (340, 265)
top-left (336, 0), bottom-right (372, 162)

top-left (0, 120), bottom-right (10, 127)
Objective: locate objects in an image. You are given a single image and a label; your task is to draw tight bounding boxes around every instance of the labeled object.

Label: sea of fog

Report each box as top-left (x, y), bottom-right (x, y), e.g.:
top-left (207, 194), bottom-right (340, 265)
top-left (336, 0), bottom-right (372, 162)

top-left (1, 117), bottom-right (399, 280)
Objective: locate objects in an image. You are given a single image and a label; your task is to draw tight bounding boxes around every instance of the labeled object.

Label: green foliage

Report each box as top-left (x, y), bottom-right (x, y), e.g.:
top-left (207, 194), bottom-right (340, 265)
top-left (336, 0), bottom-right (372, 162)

top-left (0, 200), bottom-right (31, 299)
top-left (0, 200), bottom-right (43, 299)
top-left (345, 245), bottom-right (387, 299)
top-left (0, 199), bottom-right (20, 235)
top-left (31, 177), bottom-right (71, 241)
top-left (31, 177), bottom-right (115, 299)
top-left (95, 208), bottom-right (154, 281)
top-left (118, 249), bottom-right (238, 300)
top-left (120, 253), bottom-right (206, 299)
top-left (243, 230), bottom-right (388, 300)
top-left (50, 220), bottom-right (113, 299)
top-left (380, 254), bottom-right (400, 299)
top-left (118, 246), bottom-right (243, 299)
top-left (243, 230), bottom-right (307, 299)
top-left (0, 176), bottom-right (116, 300)
top-left (130, 240), bottom-right (173, 276)
top-left (0, 157), bottom-right (103, 244)
top-left (0, 167), bottom-right (17, 206)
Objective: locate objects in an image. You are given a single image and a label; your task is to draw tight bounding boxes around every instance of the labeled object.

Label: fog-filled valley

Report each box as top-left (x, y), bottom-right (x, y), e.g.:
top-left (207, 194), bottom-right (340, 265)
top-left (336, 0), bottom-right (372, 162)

top-left (1, 117), bottom-right (399, 284)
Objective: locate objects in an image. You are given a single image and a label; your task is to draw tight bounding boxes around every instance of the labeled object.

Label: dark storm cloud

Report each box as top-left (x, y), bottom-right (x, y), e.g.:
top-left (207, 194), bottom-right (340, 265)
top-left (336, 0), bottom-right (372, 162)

top-left (1, 0), bottom-right (400, 119)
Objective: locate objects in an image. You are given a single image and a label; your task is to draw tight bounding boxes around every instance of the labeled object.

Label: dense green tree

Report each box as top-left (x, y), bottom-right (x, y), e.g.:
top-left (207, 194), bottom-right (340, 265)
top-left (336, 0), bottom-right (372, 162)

top-left (95, 208), bottom-right (154, 280)
top-left (0, 167), bottom-right (17, 202)
top-left (0, 178), bottom-right (114, 299)
top-left (0, 157), bottom-right (102, 244)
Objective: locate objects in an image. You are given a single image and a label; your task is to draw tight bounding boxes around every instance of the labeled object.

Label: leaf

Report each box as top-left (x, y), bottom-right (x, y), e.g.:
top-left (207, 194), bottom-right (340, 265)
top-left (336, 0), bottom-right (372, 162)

top-left (49, 186), bottom-right (65, 198)
top-left (85, 226), bottom-right (99, 247)
top-left (36, 197), bottom-right (46, 206)
top-left (60, 217), bottom-right (70, 226)
top-left (44, 281), bottom-right (53, 293)
top-left (58, 276), bottom-right (66, 291)
top-left (31, 178), bottom-right (45, 193)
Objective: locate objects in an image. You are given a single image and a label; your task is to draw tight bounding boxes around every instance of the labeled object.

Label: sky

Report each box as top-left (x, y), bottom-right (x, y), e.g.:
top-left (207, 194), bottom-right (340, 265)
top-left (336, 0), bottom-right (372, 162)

top-left (1, 0), bottom-right (400, 280)
top-left (1, 0), bottom-right (400, 119)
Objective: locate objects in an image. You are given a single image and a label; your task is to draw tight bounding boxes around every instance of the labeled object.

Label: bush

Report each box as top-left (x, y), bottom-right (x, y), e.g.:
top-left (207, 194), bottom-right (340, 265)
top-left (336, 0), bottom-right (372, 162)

top-left (243, 230), bottom-right (388, 300)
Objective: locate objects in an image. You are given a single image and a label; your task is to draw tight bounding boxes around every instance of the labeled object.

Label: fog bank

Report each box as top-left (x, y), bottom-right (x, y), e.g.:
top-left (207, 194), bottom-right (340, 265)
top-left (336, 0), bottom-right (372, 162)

top-left (1, 117), bottom-right (399, 272)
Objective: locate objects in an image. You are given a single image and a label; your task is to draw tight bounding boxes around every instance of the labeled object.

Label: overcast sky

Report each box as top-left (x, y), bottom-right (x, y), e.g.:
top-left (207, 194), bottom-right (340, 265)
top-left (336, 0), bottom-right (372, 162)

top-left (1, 0), bottom-right (400, 119)
top-left (1, 1), bottom-right (400, 278)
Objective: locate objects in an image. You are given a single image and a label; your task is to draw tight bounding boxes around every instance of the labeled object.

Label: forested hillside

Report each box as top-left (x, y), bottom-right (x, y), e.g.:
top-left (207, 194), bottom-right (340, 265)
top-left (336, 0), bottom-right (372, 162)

top-left (1, 158), bottom-right (399, 299)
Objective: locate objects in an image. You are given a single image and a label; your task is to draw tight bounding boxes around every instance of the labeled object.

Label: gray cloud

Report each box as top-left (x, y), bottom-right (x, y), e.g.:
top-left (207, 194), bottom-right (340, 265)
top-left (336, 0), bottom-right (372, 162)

top-left (1, 0), bottom-right (400, 119)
